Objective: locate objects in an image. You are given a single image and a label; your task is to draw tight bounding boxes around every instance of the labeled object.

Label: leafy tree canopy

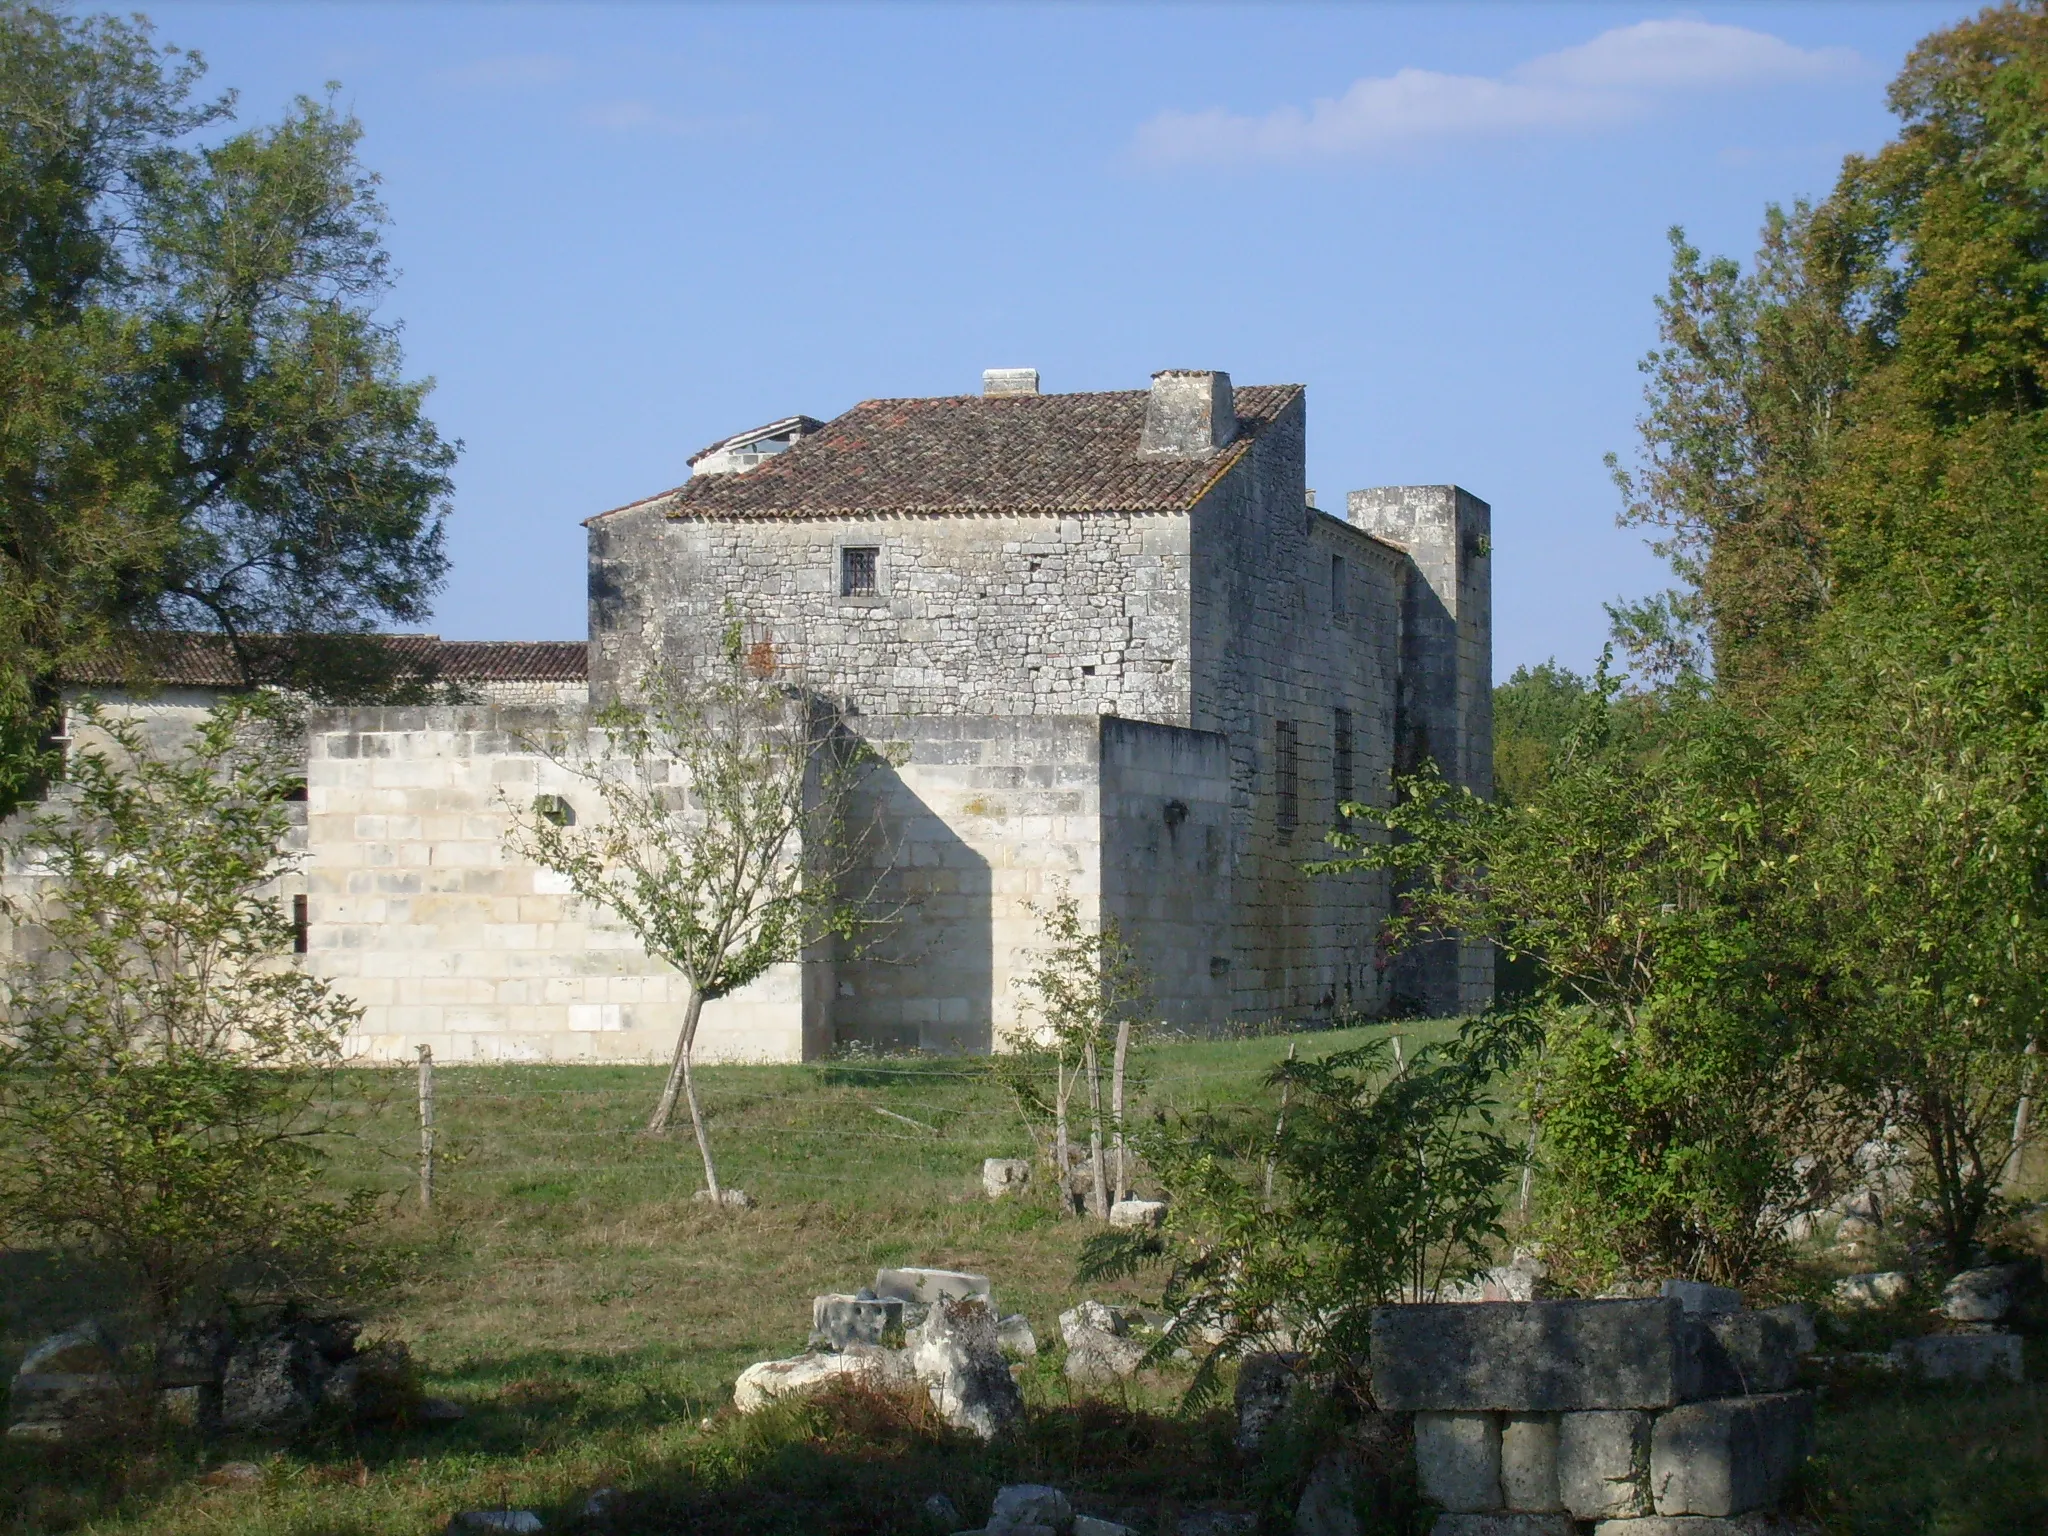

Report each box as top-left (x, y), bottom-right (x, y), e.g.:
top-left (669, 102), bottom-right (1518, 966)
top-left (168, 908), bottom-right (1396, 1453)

top-left (0, 3), bottom-right (456, 806)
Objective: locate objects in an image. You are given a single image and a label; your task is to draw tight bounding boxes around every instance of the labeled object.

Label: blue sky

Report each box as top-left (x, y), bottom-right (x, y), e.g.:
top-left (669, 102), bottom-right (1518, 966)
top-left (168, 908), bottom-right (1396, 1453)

top-left (151, 2), bottom-right (1969, 675)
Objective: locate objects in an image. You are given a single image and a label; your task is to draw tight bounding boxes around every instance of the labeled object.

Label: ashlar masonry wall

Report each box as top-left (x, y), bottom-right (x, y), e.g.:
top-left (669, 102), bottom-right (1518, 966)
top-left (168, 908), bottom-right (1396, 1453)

top-left (298, 705), bottom-right (1228, 1063)
top-left (831, 714), bottom-right (1230, 1054)
top-left (302, 705), bottom-right (824, 1065)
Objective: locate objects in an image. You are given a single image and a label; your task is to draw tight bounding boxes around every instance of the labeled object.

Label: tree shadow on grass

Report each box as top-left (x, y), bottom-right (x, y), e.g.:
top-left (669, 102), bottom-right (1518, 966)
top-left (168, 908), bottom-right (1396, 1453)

top-left (545, 1383), bottom-right (1251, 1536)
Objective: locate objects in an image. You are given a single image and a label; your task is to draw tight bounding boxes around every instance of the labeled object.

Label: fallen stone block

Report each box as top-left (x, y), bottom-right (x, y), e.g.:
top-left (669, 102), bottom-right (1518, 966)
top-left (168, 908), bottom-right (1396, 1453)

top-left (1416, 1411), bottom-right (1503, 1513)
top-left (731, 1347), bottom-right (908, 1413)
top-left (1500, 1413), bottom-right (1561, 1512)
top-left (1660, 1282), bottom-right (1742, 1317)
top-left (1940, 1261), bottom-right (2035, 1324)
top-left (1690, 1311), bottom-right (1801, 1398)
top-left (923, 1491), bottom-right (962, 1526)
top-left (912, 1298), bottom-right (1024, 1440)
top-left (1431, 1517), bottom-right (1576, 1536)
top-left (7, 1371), bottom-right (127, 1442)
top-left (997, 1314), bottom-right (1038, 1358)
top-left (1063, 1327), bottom-right (1148, 1385)
top-left (1442, 1255), bottom-right (1547, 1304)
top-left (1757, 1304), bottom-right (1816, 1357)
top-left (811, 1294), bottom-right (906, 1349)
top-left (220, 1329), bottom-right (334, 1434)
top-left (1888, 1333), bottom-right (2023, 1383)
top-left (988, 1484), bottom-right (1071, 1532)
top-left (1830, 1271), bottom-right (1909, 1310)
top-left (1234, 1351), bottom-right (1303, 1452)
top-left (1557, 1410), bottom-right (1651, 1520)
top-left (200, 1461), bottom-right (263, 1487)
top-left (1074, 1517), bottom-right (1135, 1536)
top-left (876, 1267), bottom-right (993, 1308)
top-left (1062, 1300), bottom-right (1127, 1338)
top-left (158, 1318), bottom-right (232, 1387)
top-left (1061, 1301), bottom-right (1149, 1385)
top-left (1108, 1199), bottom-right (1166, 1230)
top-left (18, 1320), bottom-right (118, 1377)
top-left (1651, 1393), bottom-right (1812, 1517)
top-left (983, 1158), bottom-right (1033, 1199)
top-left (1175, 1511), bottom-right (1255, 1535)
top-left (1372, 1301), bottom-right (1693, 1411)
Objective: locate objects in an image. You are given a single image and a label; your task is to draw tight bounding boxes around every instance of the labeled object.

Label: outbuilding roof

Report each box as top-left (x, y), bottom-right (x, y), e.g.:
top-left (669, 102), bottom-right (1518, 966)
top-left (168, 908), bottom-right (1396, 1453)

top-left (60, 635), bottom-right (587, 688)
top-left (593, 383), bottom-right (1302, 523)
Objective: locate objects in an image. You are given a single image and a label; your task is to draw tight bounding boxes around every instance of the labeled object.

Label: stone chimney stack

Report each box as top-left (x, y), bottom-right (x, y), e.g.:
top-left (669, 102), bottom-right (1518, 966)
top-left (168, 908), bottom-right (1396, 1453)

top-left (983, 368), bottom-right (1040, 397)
top-left (1138, 370), bottom-right (1235, 458)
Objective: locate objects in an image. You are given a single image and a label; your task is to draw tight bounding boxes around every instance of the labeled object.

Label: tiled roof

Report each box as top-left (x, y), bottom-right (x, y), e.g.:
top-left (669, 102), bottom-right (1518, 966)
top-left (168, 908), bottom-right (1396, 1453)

top-left (60, 635), bottom-right (586, 687)
top-left (595, 384), bottom-right (1302, 522)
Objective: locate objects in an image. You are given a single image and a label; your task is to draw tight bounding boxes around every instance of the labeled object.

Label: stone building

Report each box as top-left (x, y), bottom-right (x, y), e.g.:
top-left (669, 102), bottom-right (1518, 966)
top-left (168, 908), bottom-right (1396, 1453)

top-left (33, 367), bottom-right (1493, 1062)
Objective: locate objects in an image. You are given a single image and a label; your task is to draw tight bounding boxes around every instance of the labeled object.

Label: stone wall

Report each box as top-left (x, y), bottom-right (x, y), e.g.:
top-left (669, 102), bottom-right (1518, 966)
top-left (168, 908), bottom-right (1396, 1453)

top-left (831, 713), bottom-right (1230, 1053)
top-left (1349, 484), bottom-right (1496, 1016)
top-left (1098, 716), bottom-right (1233, 1030)
top-left (583, 393), bottom-right (1493, 1027)
top-left (588, 507), bottom-right (1192, 725)
top-left (301, 705), bottom-right (820, 1065)
top-left (1185, 395), bottom-right (1407, 1023)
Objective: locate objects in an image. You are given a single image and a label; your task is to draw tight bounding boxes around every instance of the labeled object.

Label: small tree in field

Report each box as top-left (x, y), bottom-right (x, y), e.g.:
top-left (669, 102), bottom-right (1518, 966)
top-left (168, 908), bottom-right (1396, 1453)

top-left (1016, 890), bottom-right (1152, 1219)
top-left (509, 646), bottom-right (885, 1201)
top-left (0, 698), bottom-right (375, 1332)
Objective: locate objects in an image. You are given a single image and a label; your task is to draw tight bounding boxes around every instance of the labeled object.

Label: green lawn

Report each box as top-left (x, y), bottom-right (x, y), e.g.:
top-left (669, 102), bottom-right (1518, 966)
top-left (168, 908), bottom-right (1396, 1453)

top-left (1, 1024), bottom-right (2043, 1535)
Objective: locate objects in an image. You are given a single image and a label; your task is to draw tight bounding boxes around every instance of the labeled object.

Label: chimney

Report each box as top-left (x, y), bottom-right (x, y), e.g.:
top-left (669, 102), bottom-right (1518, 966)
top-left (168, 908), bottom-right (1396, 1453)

top-left (983, 367), bottom-right (1040, 397)
top-left (1139, 370), bottom-right (1235, 458)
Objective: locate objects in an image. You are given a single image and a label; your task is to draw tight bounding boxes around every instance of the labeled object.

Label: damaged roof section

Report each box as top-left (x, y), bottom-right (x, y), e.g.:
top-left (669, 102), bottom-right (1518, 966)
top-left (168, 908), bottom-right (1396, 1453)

top-left (597, 383), bottom-right (1302, 523)
top-left (686, 415), bottom-right (825, 477)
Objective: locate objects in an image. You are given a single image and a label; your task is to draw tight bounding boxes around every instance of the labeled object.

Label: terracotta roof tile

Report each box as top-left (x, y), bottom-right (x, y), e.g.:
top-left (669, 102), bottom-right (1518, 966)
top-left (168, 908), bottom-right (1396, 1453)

top-left (61, 635), bottom-right (586, 688)
top-left (595, 383), bottom-right (1301, 523)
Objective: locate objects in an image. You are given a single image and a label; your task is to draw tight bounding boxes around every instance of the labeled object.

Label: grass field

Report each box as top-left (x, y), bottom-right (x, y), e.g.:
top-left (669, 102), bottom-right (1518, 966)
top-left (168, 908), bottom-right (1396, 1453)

top-left (2, 1024), bottom-right (2045, 1535)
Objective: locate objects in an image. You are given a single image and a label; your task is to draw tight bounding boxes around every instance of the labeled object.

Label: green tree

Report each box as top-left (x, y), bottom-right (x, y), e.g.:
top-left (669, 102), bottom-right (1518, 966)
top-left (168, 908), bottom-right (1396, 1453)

top-left (1079, 1013), bottom-right (1534, 1407)
top-left (1317, 694), bottom-right (1851, 1285)
top-left (0, 697), bottom-right (375, 1329)
top-left (508, 650), bottom-right (886, 1202)
top-left (0, 4), bottom-right (457, 809)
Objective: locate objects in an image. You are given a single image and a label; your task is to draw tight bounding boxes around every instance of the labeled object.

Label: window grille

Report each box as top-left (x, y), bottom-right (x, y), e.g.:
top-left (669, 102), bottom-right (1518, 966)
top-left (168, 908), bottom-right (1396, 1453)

top-left (292, 894), bottom-right (309, 955)
top-left (1334, 708), bottom-right (1353, 811)
top-left (841, 546), bottom-right (879, 597)
top-left (1276, 720), bottom-right (1299, 838)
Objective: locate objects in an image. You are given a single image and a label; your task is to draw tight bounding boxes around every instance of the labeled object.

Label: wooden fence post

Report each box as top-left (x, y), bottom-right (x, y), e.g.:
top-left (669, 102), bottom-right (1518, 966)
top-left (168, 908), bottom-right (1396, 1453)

top-left (417, 1044), bottom-right (435, 1211)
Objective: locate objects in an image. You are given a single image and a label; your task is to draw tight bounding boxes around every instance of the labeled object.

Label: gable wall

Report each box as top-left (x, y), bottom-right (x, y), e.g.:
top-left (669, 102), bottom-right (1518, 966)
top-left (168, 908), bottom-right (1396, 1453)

top-left (588, 507), bottom-right (1193, 725)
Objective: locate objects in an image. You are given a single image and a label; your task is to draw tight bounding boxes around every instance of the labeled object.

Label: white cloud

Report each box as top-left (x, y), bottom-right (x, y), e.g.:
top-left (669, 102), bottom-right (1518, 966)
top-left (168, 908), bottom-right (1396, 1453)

top-left (1132, 19), bottom-right (1860, 166)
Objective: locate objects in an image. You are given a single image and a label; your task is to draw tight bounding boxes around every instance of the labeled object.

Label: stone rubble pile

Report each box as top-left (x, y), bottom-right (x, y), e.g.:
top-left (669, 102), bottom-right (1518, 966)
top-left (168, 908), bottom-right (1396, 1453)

top-left (1371, 1289), bottom-right (1816, 1536)
top-left (7, 1313), bottom-right (457, 1445)
top-left (732, 1265), bottom-right (1030, 1440)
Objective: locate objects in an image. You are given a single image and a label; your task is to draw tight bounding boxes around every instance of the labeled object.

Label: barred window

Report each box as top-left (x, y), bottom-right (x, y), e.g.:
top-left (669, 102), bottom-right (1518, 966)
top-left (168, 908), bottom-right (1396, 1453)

top-left (1276, 720), bottom-right (1299, 838)
top-left (1334, 708), bottom-right (1353, 812)
top-left (841, 545), bottom-right (879, 597)
top-left (292, 894), bottom-right (309, 955)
